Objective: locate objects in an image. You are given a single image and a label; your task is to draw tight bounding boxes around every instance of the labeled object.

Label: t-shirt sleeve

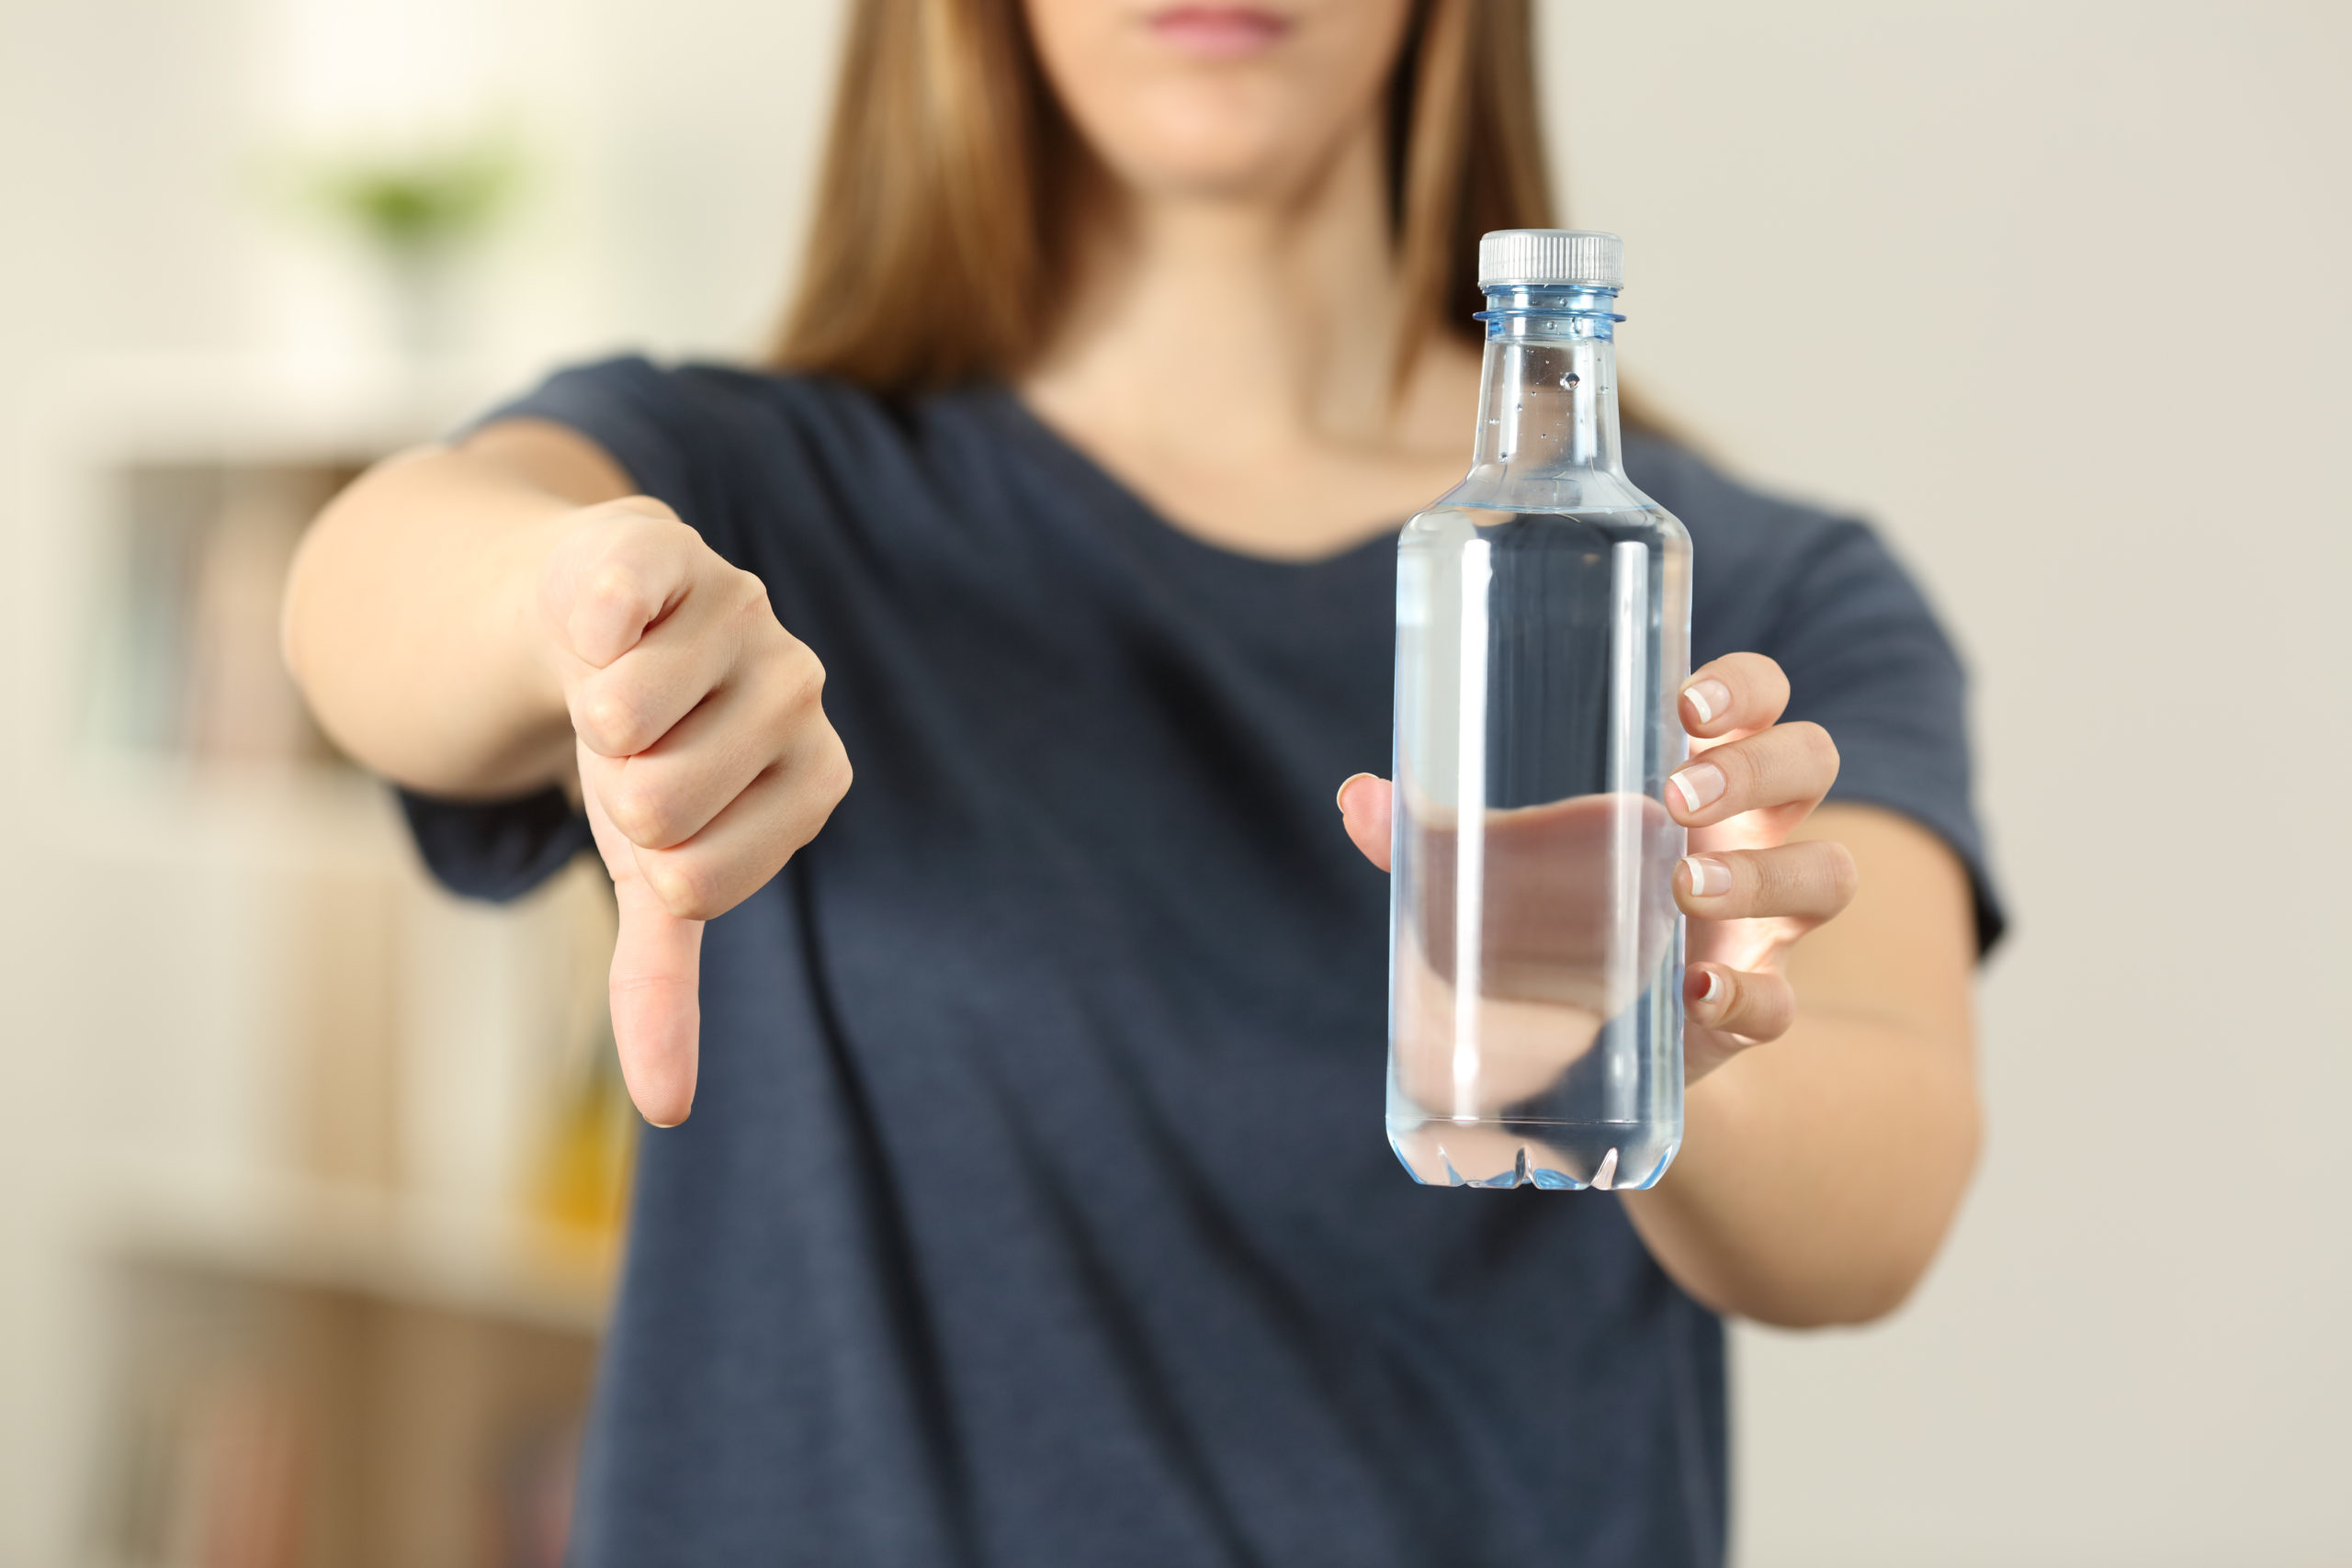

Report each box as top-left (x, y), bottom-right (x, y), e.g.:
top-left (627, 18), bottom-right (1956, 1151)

top-left (464, 354), bottom-right (718, 523)
top-left (400, 784), bottom-right (594, 902)
top-left (1762, 520), bottom-right (2007, 954)
top-left (392, 356), bottom-right (695, 902)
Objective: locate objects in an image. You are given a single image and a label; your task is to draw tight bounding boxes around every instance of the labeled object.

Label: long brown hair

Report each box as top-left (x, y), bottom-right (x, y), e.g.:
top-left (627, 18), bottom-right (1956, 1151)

top-left (772, 0), bottom-right (1605, 412)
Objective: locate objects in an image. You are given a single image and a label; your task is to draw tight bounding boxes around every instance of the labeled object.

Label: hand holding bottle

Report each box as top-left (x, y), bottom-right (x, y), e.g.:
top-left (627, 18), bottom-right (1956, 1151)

top-left (538, 499), bottom-right (853, 1126)
top-left (1339, 650), bottom-right (1854, 1090)
top-left (1660, 652), bottom-right (1855, 1079)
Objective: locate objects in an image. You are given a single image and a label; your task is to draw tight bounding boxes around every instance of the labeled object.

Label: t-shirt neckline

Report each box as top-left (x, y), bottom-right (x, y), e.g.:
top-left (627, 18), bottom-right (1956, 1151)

top-left (973, 384), bottom-right (1406, 574)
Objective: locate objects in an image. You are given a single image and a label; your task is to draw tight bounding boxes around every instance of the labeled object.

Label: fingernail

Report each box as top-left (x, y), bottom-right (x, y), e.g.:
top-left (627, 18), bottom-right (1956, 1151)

top-left (1691, 966), bottom-right (1724, 1006)
top-left (1682, 678), bottom-right (1730, 726)
top-left (1670, 761), bottom-right (1725, 813)
top-left (1336, 773), bottom-right (1373, 813)
top-left (1681, 854), bottom-right (1731, 898)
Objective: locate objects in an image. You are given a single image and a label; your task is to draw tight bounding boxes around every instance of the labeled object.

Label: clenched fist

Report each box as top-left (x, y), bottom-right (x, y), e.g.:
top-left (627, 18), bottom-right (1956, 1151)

top-left (537, 499), bottom-right (852, 1125)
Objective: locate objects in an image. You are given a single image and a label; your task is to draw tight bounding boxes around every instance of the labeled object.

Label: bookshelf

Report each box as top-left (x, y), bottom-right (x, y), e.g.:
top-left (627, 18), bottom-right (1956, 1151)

top-left (34, 358), bottom-right (631, 1568)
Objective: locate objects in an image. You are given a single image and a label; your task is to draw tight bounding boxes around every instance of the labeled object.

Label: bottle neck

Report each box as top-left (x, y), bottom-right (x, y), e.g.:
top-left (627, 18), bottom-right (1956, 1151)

top-left (1470, 285), bottom-right (1626, 478)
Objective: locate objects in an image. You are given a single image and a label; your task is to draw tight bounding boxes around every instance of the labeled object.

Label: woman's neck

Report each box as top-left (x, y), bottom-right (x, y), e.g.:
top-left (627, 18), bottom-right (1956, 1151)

top-left (1019, 118), bottom-right (1482, 558)
top-left (1034, 118), bottom-right (1411, 441)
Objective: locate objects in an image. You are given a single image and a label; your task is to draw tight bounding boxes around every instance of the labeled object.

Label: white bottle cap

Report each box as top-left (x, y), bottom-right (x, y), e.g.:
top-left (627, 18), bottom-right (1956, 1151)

top-left (1476, 229), bottom-right (1625, 291)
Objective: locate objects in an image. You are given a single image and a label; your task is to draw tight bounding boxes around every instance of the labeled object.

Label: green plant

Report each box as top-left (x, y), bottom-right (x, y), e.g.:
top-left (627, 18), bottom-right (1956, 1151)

top-left (307, 141), bottom-right (521, 254)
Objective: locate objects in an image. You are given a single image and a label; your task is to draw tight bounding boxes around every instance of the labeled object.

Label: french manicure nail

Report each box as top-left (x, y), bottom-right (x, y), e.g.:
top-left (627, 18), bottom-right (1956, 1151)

top-left (1670, 761), bottom-right (1725, 813)
top-left (1335, 773), bottom-right (1373, 813)
top-left (1681, 854), bottom-right (1731, 897)
top-left (1682, 678), bottom-right (1730, 726)
top-left (1693, 966), bottom-right (1724, 1005)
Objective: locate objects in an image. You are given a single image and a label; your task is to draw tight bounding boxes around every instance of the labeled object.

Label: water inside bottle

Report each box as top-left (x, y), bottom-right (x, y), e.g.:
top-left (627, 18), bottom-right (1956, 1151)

top-left (1388, 504), bottom-right (1686, 1190)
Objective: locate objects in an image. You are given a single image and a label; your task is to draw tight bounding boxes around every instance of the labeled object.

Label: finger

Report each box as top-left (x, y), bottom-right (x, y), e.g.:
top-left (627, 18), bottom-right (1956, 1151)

top-left (1337, 773), bottom-right (1392, 872)
top-left (1687, 963), bottom-right (1796, 1043)
top-left (540, 502), bottom-right (696, 668)
top-left (609, 875), bottom-right (703, 1127)
top-left (630, 727), bottom-right (853, 921)
top-left (1666, 720), bottom-right (1839, 829)
top-left (585, 641), bottom-right (825, 850)
top-left (1679, 652), bottom-right (1790, 740)
top-left (581, 740), bottom-right (702, 1125)
top-left (1676, 840), bottom-right (1860, 923)
top-left (569, 570), bottom-right (771, 759)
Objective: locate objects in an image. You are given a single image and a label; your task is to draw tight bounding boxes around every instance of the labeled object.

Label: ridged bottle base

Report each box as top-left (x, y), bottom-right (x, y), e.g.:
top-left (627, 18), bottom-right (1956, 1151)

top-left (1386, 1117), bottom-right (1679, 1191)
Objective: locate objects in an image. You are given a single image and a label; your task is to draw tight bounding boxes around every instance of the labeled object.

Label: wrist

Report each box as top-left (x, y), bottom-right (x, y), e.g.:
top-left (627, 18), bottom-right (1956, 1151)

top-left (462, 499), bottom-right (589, 790)
top-left (508, 503), bottom-right (583, 706)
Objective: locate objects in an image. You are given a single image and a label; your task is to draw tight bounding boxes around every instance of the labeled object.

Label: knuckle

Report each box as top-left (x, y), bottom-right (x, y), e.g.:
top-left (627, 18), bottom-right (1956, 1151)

top-left (1720, 651), bottom-right (1790, 717)
top-left (773, 647), bottom-right (829, 720)
top-left (649, 855), bottom-right (723, 922)
top-left (578, 689), bottom-right (647, 754)
top-left (1790, 720), bottom-right (1839, 767)
top-left (1749, 723), bottom-right (1832, 799)
top-left (718, 566), bottom-right (775, 629)
top-left (1823, 841), bottom-right (1862, 906)
top-left (816, 736), bottom-right (854, 808)
top-left (1745, 651), bottom-right (1791, 690)
top-left (603, 775), bottom-right (675, 847)
top-left (582, 561), bottom-right (649, 620)
top-left (608, 503), bottom-right (681, 544)
top-left (1785, 723), bottom-right (1840, 795)
top-left (1714, 649), bottom-right (1772, 685)
top-left (1766, 852), bottom-right (1821, 918)
top-left (1715, 739), bottom-right (1764, 800)
top-left (597, 511), bottom-right (688, 577)
top-left (1734, 975), bottom-right (1796, 1040)
top-left (1743, 850), bottom-right (1790, 908)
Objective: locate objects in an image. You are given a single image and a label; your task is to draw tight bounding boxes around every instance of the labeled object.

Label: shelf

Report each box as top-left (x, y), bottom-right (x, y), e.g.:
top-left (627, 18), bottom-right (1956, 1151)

top-left (91, 1172), bottom-right (609, 1567)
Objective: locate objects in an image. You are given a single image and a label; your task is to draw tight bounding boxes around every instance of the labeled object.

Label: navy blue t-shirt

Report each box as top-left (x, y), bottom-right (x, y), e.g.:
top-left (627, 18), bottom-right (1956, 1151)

top-left (404, 360), bottom-right (2001, 1568)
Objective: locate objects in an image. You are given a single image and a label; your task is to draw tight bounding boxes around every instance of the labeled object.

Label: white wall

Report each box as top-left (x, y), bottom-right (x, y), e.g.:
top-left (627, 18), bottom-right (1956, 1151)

top-left (2, 1), bottom-right (2344, 1564)
top-left (1540, 3), bottom-right (2352, 1562)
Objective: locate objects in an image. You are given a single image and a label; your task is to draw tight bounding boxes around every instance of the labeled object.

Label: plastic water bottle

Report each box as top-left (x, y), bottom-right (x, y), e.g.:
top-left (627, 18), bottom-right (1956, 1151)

top-left (1387, 231), bottom-right (1692, 1191)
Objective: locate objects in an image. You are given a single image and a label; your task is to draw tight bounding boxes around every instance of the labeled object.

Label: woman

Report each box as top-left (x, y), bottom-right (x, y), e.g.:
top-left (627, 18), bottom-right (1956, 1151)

top-left (285, 2), bottom-right (1998, 1563)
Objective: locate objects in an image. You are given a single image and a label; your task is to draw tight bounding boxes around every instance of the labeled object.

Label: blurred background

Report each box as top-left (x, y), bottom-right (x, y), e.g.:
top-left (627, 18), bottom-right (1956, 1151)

top-left (0, 1), bottom-right (2343, 1564)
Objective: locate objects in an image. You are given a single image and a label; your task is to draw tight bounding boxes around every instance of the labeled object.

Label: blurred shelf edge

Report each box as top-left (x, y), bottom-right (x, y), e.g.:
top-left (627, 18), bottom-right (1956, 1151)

top-left (98, 1168), bottom-right (618, 1338)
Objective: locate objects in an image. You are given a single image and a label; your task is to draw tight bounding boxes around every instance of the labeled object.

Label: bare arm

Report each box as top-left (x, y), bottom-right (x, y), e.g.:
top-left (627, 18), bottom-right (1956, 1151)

top-left (283, 419), bottom-right (850, 1125)
top-left (1339, 655), bottom-right (1982, 1328)
top-left (1617, 803), bottom-right (1979, 1325)
top-left (282, 420), bottom-right (635, 796)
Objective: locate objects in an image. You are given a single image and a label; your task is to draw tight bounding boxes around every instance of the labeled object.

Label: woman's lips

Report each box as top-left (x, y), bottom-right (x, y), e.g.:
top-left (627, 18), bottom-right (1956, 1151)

top-left (1146, 6), bottom-right (1293, 58)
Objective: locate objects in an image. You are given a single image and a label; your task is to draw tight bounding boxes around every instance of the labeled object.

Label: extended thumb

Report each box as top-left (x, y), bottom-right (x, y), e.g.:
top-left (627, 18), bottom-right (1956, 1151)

top-left (607, 877), bottom-right (704, 1126)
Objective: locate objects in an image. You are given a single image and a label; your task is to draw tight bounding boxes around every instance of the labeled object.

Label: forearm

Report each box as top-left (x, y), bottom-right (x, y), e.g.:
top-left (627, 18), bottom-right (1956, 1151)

top-left (1620, 1009), bottom-right (1980, 1326)
top-left (282, 426), bottom-right (618, 796)
top-left (1341, 693), bottom-right (1986, 1327)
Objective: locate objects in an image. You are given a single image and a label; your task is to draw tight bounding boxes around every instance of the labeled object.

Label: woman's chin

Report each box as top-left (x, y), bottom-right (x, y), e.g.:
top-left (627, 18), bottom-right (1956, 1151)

top-left (1097, 118), bottom-right (1338, 204)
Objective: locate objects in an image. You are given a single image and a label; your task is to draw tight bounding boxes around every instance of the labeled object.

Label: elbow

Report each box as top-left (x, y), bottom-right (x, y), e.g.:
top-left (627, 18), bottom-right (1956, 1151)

top-left (279, 447), bottom-right (435, 702)
top-left (1736, 1101), bottom-right (1984, 1330)
top-left (279, 472), bottom-right (368, 700)
top-left (278, 526), bottom-right (320, 694)
top-left (276, 483), bottom-right (398, 778)
top-left (1736, 1252), bottom-right (1938, 1330)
